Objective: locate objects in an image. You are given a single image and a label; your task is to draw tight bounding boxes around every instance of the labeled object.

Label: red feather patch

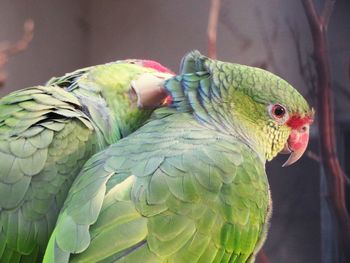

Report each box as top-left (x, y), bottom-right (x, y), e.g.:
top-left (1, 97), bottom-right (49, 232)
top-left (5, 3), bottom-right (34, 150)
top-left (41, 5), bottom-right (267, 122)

top-left (141, 60), bottom-right (175, 75)
top-left (287, 115), bottom-right (313, 129)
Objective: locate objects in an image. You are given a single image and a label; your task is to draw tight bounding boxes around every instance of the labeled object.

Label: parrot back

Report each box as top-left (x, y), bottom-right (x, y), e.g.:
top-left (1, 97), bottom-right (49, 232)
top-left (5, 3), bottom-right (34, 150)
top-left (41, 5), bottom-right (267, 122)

top-left (44, 109), bottom-right (271, 263)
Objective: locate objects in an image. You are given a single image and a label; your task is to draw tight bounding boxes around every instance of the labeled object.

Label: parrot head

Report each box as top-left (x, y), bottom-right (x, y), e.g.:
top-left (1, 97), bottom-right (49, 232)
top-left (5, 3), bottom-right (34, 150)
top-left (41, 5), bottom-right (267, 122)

top-left (253, 98), bottom-right (314, 166)
top-left (169, 51), bottom-right (314, 166)
top-left (207, 55), bottom-right (314, 166)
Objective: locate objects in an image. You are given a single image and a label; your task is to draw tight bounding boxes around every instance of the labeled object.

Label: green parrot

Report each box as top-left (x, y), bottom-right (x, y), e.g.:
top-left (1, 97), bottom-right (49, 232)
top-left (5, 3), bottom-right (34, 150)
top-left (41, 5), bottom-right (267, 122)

top-left (0, 59), bottom-right (174, 262)
top-left (43, 51), bottom-right (314, 263)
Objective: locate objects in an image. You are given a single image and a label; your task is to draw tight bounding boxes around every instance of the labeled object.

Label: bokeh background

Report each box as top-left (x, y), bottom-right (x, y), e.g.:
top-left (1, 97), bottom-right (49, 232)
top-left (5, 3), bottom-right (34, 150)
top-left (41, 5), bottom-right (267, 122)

top-left (0, 0), bottom-right (349, 262)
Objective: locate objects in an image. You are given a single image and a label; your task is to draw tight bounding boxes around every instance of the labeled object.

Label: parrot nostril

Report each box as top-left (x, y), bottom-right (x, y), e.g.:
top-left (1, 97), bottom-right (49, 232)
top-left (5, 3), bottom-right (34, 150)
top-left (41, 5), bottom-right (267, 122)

top-left (299, 125), bottom-right (308, 133)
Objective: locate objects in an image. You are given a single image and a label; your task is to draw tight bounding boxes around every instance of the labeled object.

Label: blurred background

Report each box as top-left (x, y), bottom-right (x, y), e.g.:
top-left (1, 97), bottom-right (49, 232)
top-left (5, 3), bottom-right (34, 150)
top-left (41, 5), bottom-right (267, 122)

top-left (0, 0), bottom-right (349, 262)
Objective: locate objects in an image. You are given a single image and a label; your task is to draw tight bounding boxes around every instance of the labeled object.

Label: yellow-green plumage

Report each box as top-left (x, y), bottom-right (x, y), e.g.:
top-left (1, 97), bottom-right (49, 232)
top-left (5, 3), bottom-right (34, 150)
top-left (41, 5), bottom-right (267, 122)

top-left (0, 60), bottom-right (172, 262)
top-left (43, 51), bottom-right (312, 263)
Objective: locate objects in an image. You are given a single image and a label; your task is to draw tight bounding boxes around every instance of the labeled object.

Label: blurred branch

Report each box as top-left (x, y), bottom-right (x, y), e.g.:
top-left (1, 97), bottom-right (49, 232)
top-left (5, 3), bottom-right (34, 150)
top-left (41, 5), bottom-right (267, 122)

top-left (321, 0), bottom-right (336, 28)
top-left (301, 0), bottom-right (350, 261)
top-left (207, 0), bottom-right (221, 59)
top-left (307, 150), bottom-right (350, 185)
top-left (0, 19), bottom-right (34, 87)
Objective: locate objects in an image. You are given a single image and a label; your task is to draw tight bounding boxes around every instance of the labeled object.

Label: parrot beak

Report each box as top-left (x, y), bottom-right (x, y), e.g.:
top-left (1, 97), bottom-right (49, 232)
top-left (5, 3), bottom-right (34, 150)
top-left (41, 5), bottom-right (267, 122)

top-left (129, 72), bottom-right (173, 108)
top-left (282, 124), bottom-right (310, 167)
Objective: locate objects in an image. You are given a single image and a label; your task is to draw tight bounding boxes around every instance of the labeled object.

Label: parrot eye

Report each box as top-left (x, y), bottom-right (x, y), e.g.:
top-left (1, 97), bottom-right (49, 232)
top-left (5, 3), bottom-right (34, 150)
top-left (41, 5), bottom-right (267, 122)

top-left (268, 104), bottom-right (288, 124)
top-left (272, 105), bottom-right (285, 118)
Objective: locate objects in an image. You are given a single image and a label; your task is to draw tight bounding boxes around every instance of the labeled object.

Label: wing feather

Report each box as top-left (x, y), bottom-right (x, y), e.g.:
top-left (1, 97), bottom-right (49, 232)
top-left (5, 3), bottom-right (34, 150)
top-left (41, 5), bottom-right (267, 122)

top-left (0, 86), bottom-right (97, 261)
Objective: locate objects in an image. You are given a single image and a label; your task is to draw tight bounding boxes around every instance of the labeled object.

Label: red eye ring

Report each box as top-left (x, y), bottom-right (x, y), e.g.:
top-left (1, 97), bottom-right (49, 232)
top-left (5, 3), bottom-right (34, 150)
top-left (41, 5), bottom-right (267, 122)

top-left (271, 104), bottom-right (286, 119)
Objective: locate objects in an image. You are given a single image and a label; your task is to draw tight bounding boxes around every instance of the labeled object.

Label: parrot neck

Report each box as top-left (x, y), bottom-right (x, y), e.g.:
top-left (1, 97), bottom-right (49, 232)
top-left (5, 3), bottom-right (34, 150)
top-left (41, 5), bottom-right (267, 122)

top-left (226, 115), bottom-right (284, 162)
top-left (222, 91), bottom-right (289, 161)
top-left (166, 76), bottom-right (285, 162)
top-left (200, 102), bottom-right (284, 162)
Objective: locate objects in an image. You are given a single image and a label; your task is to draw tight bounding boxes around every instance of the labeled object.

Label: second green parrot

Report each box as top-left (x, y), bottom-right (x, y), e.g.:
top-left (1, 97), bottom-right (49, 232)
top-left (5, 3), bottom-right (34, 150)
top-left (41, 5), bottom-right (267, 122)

top-left (0, 59), bottom-right (174, 262)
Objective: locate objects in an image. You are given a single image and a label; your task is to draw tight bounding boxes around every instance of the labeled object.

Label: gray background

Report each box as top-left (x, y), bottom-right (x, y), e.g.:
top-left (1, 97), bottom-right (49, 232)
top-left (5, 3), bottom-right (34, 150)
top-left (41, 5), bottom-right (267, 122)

top-left (1, 1), bottom-right (349, 262)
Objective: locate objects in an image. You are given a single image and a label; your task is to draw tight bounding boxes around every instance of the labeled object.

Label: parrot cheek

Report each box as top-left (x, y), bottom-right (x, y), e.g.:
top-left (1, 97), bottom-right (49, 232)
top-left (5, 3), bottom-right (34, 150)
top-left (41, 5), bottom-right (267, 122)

top-left (282, 124), bottom-right (310, 167)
